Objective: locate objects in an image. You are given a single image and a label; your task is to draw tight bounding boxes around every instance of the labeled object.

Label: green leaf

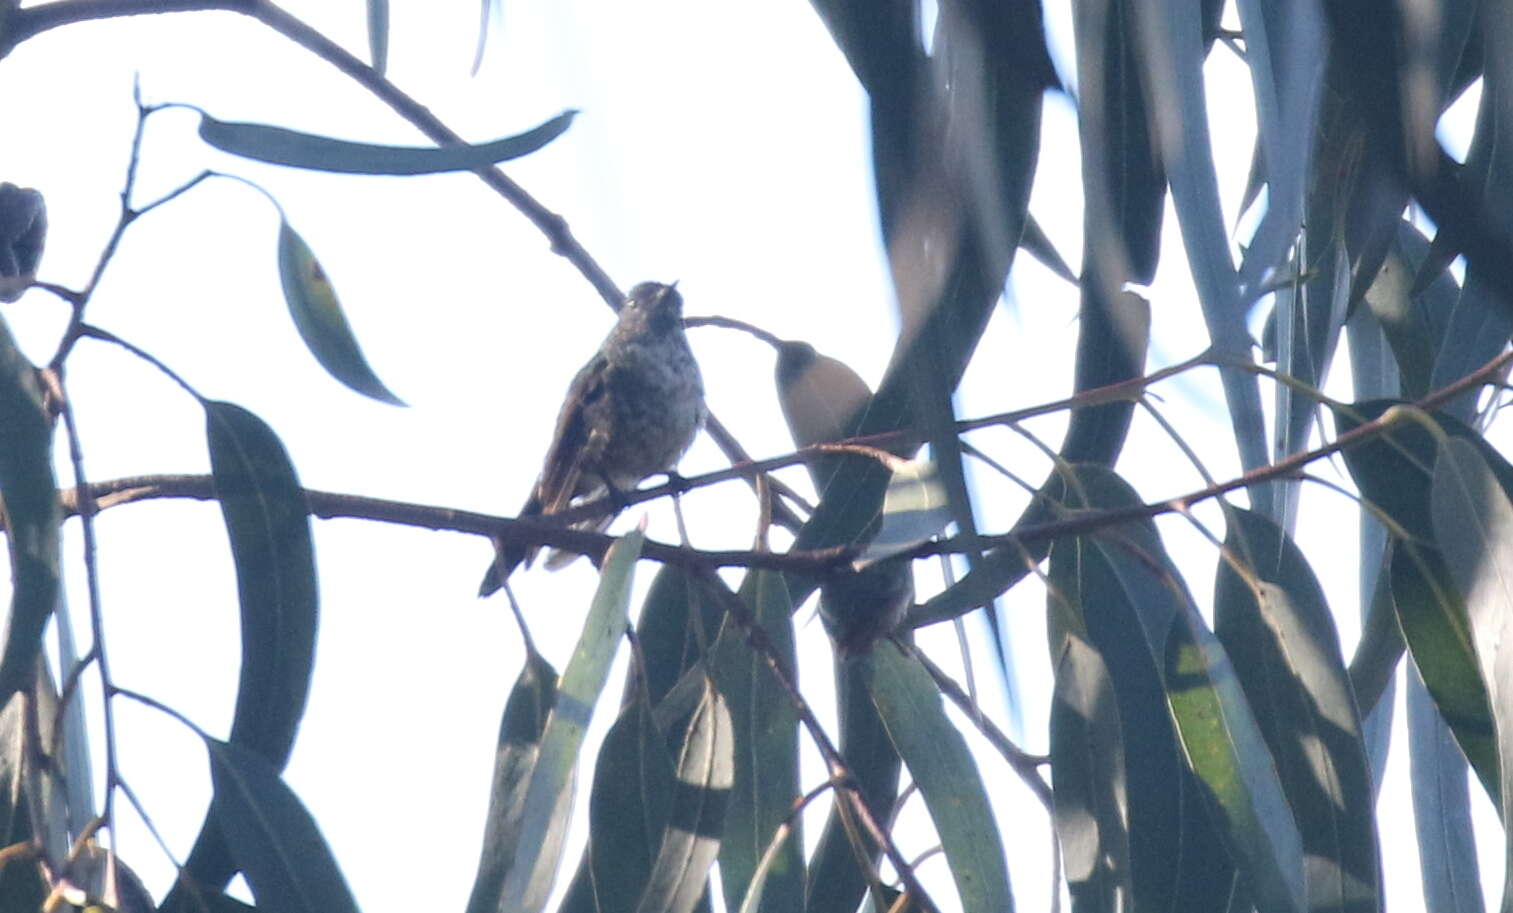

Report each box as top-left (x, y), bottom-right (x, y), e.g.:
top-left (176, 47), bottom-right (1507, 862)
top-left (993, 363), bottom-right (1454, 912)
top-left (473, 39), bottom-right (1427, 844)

top-left (366, 0), bottom-right (388, 74)
top-left (1050, 632), bottom-right (1131, 912)
top-left (1161, 597), bottom-right (1305, 913)
top-left (1390, 543), bottom-right (1500, 807)
top-left (588, 686), bottom-right (676, 913)
top-left (0, 686), bottom-right (47, 912)
top-left (1065, 0), bottom-right (1160, 468)
top-left (276, 222), bottom-right (405, 406)
top-left (204, 401), bottom-right (319, 764)
top-left (860, 641), bottom-right (1014, 913)
top-left (168, 401), bottom-right (320, 909)
top-left (204, 738), bottom-right (360, 913)
top-left (498, 531), bottom-right (644, 912)
top-left (199, 109), bottom-right (577, 175)
top-left (0, 312), bottom-right (58, 702)
top-left (1214, 508), bottom-right (1380, 912)
top-left (1131, 0), bottom-right (1271, 512)
top-left (1429, 439), bottom-right (1513, 906)
top-left (634, 564), bottom-right (722, 708)
top-left (713, 571), bottom-right (803, 913)
top-left (464, 649), bottom-right (562, 913)
top-left (1406, 673), bottom-right (1486, 913)
top-left (1046, 466), bottom-right (1240, 911)
top-left (635, 679), bottom-right (732, 913)
top-left (803, 648), bottom-right (902, 913)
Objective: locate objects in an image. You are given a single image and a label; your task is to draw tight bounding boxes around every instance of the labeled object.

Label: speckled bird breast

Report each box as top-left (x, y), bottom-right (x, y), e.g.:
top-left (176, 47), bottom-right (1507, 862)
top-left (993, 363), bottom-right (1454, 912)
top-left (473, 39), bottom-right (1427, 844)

top-left (595, 332), bottom-right (706, 488)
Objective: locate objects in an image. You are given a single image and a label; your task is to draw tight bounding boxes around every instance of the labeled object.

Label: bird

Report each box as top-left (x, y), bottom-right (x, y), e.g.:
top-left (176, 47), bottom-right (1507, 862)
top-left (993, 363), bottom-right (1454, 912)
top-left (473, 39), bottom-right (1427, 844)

top-left (479, 281), bottom-right (706, 596)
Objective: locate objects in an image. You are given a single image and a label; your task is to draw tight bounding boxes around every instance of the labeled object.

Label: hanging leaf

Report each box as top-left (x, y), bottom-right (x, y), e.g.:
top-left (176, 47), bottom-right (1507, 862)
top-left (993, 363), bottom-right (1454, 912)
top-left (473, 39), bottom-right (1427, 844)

top-left (463, 649), bottom-right (563, 913)
top-left (496, 532), bottom-right (644, 912)
top-left (204, 738), bottom-right (361, 913)
top-left (634, 679), bottom-right (733, 913)
top-left (167, 401), bottom-right (320, 910)
top-left (277, 221), bottom-right (405, 405)
top-left (0, 312), bottom-right (57, 702)
top-left (860, 641), bottom-right (1014, 913)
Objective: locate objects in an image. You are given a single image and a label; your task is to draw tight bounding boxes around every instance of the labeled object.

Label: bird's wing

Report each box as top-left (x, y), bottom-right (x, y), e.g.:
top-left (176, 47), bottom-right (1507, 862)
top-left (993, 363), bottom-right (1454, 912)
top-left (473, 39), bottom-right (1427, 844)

top-left (533, 353), bottom-right (609, 515)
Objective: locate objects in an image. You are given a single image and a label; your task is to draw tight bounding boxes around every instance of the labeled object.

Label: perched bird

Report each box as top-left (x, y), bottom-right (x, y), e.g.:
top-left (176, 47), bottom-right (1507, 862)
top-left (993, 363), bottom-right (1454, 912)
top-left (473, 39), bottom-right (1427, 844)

top-left (479, 281), bottom-right (706, 595)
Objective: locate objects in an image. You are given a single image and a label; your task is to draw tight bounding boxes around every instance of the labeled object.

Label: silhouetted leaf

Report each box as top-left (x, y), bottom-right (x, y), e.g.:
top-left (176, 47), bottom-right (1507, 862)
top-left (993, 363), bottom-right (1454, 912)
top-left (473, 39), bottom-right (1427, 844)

top-left (713, 572), bottom-right (802, 913)
top-left (200, 109), bottom-right (577, 174)
top-left (1429, 439), bottom-right (1513, 905)
top-left (277, 222), bottom-right (405, 405)
top-left (803, 647), bottom-right (902, 913)
top-left (169, 401), bottom-right (320, 908)
top-left (635, 679), bottom-right (732, 913)
top-left (0, 312), bottom-right (57, 702)
top-left (204, 738), bottom-right (360, 913)
top-left (861, 641), bottom-right (1013, 913)
top-left (464, 649), bottom-right (562, 913)
top-left (1050, 633), bottom-right (1131, 912)
top-left (498, 532), bottom-right (644, 912)
top-left (1390, 543), bottom-right (1499, 806)
top-left (1215, 508), bottom-right (1380, 912)
top-left (587, 688), bottom-right (676, 913)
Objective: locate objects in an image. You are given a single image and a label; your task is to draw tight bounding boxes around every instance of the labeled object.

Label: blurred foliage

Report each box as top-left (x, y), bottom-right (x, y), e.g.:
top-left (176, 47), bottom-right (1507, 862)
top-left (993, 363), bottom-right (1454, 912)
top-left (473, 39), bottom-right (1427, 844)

top-left (4, 1), bottom-right (1513, 912)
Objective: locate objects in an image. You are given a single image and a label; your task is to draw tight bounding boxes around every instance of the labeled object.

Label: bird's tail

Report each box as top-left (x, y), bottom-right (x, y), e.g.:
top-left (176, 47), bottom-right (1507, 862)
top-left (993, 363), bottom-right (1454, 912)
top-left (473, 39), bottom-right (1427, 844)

top-left (477, 493), bottom-right (543, 597)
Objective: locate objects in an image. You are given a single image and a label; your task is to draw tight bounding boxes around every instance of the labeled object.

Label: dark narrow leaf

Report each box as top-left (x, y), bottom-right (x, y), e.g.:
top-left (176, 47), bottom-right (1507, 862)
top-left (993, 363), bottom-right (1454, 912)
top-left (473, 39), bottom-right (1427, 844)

top-left (204, 738), bottom-right (360, 913)
top-left (204, 401), bottom-right (319, 765)
top-left (1344, 308), bottom-right (1399, 785)
top-left (498, 532), bottom-right (644, 912)
top-left (0, 686), bottom-right (46, 911)
top-left (168, 401), bottom-right (320, 910)
top-left (1064, 0), bottom-right (1160, 467)
top-left (1347, 561), bottom-right (1403, 725)
top-left (803, 647), bottom-right (902, 913)
top-left (1363, 220), bottom-right (1459, 398)
top-left (1428, 87), bottom-right (1513, 414)
top-left (713, 571), bottom-right (803, 913)
top-left (861, 641), bottom-right (1014, 913)
top-left (587, 688), bottom-right (676, 913)
top-left (634, 679), bottom-right (732, 913)
top-left (633, 564), bottom-right (722, 709)
top-left (1019, 213), bottom-right (1078, 285)
top-left (1050, 633), bottom-right (1131, 912)
top-left (464, 649), bottom-right (561, 913)
top-left (1130, 0), bottom-right (1271, 514)
top-left (0, 312), bottom-right (57, 702)
top-left (276, 222), bottom-right (405, 406)
top-left (1161, 594), bottom-right (1306, 913)
top-left (1046, 466), bottom-right (1259, 912)
top-left (366, 0), bottom-right (388, 75)
top-left (1407, 671), bottom-right (1486, 913)
top-left (1231, 0), bottom-right (1325, 299)
top-left (199, 110), bottom-right (577, 175)
top-left (1390, 543), bottom-right (1500, 806)
top-left (1215, 508), bottom-right (1381, 912)
top-left (1429, 439), bottom-right (1513, 907)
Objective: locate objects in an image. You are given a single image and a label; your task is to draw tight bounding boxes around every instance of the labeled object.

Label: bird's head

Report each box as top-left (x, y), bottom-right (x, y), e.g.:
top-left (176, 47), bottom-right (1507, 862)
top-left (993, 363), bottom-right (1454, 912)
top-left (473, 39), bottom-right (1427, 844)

top-left (620, 281), bottom-right (684, 336)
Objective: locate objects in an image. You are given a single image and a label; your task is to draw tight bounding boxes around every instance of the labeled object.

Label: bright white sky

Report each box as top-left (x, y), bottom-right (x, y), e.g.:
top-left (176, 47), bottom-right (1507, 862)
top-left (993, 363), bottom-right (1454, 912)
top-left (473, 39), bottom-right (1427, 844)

top-left (0, 1), bottom-right (1502, 911)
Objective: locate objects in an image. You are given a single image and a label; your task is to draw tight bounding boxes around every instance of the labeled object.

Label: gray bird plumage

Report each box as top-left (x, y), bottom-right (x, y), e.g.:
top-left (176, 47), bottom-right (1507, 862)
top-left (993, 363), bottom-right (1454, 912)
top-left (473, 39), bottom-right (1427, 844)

top-left (479, 281), bottom-right (705, 595)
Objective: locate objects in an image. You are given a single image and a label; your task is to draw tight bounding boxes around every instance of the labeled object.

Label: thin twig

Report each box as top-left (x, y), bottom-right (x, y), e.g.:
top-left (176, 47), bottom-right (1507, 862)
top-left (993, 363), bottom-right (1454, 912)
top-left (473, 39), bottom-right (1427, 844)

top-left (55, 391), bottom-right (121, 893)
top-left (905, 645), bottom-right (1052, 808)
top-left (690, 568), bottom-right (941, 913)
